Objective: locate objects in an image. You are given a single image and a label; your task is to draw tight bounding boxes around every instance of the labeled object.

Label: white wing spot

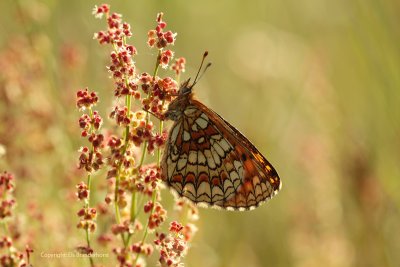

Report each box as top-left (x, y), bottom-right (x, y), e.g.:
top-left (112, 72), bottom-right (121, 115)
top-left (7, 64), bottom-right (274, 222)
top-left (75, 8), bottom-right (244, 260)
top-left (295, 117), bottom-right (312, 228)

top-left (252, 176), bottom-right (260, 185)
top-left (204, 149), bottom-right (216, 169)
top-left (184, 108), bottom-right (197, 116)
top-left (170, 122), bottom-right (181, 144)
top-left (171, 146), bottom-right (179, 161)
top-left (211, 186), bottom-right (224, 201)
top-left (233, 176), bottom-right (241, 188)
top-left (188, 151), bottom-right (197, 164)
top-left (230, 171), bottom-right (239, 182)
top-left (234, 160), bottom-right (244, 178)
top-left (198, 151), bottom-right (206, 164)
top-left (247, 193), bottom-right (256, 202)
top-left (200, 113), bottom-right (209, 121)
top-left (211, 134), bottom-right (222, 140)
top-left (223, 179), bottom-right (235, 197)
top-left (234, 160), bottom-right (242, 170)
top-left (183, 131), bottom-right (190, 141)
top-left (219, 138), bottom-right (232, 152)
top-left (211, 146), bottom-right (221, 166)
top-left (183, 183), bottom-right (196, 199)
top-left (225, 162), bottom-right (234, 172)
top-left (167, 156), bottom-right (177, 177)
top-left (212, 142), bottom-right (225, 157)
top-left (177, 154), bottom-right (188, 171)
top-left (197, 182), bottom-right (211, 202)
top-left (254, 184), bottom-right (263, 197)
top-left (167, 164), bottom-right (175, 177)
top-left (191, 123), bottom-right (198, 131)
top-left (196, 117), bottom-right (208, 129)
top-left (261, 183), bottom-right (267, 193)
top-left (230, 170), bottom-right (242, 190)
top-left (197, 137), bottom-right (205, 144)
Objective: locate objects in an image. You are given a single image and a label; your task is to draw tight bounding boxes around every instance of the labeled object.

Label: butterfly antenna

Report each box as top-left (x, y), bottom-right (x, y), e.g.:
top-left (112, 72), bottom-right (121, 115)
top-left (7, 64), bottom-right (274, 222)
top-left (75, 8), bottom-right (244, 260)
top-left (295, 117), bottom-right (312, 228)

top-left (192, 51), bottom-right (211, 87)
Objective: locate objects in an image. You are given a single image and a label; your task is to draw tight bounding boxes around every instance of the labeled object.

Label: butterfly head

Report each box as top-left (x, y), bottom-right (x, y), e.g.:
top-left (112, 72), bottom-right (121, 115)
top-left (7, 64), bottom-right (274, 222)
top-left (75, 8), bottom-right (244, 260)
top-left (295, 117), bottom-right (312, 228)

top-left (164, 78), bottom-right (194, 121)
top-left (178, 78), bottom-right (194, 95)
top-left (164, 52), bottom-right (210, 121)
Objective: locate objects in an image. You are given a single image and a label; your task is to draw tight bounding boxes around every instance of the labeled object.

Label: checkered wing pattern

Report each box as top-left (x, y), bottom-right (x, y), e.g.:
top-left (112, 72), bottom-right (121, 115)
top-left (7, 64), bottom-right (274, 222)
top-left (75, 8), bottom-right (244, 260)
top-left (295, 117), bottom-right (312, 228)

top-left (161, 99), bottom-right (281, 210)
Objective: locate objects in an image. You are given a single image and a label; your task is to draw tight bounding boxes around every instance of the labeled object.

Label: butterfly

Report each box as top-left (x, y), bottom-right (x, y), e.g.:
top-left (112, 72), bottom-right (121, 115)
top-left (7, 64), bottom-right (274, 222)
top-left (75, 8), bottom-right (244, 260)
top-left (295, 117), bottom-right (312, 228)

top-left (161, 53), bottom-right (281, 210)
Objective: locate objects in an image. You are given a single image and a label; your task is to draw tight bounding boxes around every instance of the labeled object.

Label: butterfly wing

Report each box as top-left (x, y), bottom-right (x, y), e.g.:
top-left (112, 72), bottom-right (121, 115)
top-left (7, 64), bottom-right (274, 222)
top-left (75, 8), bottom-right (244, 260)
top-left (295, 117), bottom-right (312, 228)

top-left (161, 100), bottom-right (281, 210)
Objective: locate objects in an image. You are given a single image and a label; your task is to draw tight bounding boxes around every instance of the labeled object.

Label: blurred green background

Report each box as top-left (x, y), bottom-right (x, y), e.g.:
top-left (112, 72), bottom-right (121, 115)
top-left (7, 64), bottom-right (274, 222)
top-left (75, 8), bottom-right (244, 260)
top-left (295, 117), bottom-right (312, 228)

top-left (1, 0), bottom-right (399, 266)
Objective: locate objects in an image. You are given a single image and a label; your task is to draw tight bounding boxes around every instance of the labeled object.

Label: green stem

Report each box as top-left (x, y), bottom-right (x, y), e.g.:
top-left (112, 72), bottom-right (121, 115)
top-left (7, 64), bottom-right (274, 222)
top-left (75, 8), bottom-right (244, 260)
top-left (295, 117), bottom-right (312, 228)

top-left (111, 35), bottom-right (133, 239)
top-left (112, 23), bottom-right (135, 248)
top-left (85, 223), bottom-right (95, 267)
top-left (114, 181), bottom-right (122, 225)
top-left (130, 190), bottom-right (137, 223)
top-left (122, 49), bottom-right (164, 263)
top-left (114, 101), bottom-right (131, 246)
top-left (85, 108), bottom-right (96, 267)
top-left (132, 48), bottom-right (164, 266)
top-left (135, 49), bottom-right (162, 171)
top-left (152, 52), bottom-right (161, 79)
top-left (138, 141), bottom-right (147, 167)
top-left (125, 189), bottom-right (137, 246)
top-left (156, 110), bottom-right (165, 166)
top-left (133, 189), bottom-right (157, 266)
top-left (86, 174), bottom-right (92, 208)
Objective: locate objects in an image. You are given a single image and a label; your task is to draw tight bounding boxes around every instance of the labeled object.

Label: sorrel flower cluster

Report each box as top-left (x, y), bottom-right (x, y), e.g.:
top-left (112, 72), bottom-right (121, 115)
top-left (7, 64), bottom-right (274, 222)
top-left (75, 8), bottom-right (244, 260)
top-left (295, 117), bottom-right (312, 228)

top-left (76, 87), bottom-right (103, 265)
top-left (0, 172), bottom-right (33, 267)
top-left (74, 4), bottom-right (198, 266)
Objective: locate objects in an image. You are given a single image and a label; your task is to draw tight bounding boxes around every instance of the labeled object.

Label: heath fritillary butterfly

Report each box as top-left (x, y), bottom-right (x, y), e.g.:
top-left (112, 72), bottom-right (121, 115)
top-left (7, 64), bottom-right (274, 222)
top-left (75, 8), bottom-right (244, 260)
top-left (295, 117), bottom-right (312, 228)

top-left (161, 52), bottom-right (281, 211)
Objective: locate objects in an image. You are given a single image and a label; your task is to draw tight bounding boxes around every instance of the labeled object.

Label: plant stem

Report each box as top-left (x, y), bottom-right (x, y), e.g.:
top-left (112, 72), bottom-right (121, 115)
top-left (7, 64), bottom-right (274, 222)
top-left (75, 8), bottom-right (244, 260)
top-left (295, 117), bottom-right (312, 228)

top-left (131, 49), bottom-right (163, 265)
top-left (112, 36), bottom-right (133, 247)
top-left (85, 108), bottom-right (96, 267)
top-left (157, 111), bottom-right (164, 165)
top-left (133, 188), bottom-right (157, 266)
top-left (135, 49), bottom-right (162, 170)
top-left (114, 99), bottom-right (131, 246)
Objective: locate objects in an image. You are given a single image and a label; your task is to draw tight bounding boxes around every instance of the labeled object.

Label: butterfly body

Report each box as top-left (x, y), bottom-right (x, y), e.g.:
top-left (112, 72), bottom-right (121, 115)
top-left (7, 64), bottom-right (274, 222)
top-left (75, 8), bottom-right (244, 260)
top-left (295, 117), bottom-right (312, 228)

top-left (161, 79), bottom-right (281, 211)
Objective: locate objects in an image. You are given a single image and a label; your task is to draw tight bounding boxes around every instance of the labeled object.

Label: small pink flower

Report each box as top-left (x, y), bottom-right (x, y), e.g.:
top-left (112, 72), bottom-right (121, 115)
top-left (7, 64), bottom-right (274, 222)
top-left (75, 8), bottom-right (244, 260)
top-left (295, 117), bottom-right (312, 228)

top-left (154, 223), bottom-right (188, 267)
top-left (92, 4), bottom-right (110, 19)
top-left (159, 50), bottom-right (174, 69)
top-left (76, 182), bottom-right (89, 200)
top-left (171, 57), bottom-right (186, 75)
top-left (110, 106), bottom-right (132, 126)
top-left (148, 203), bottom-right (167, 230)
top-left (76, 88), bottom-right (99, 110)
top-left (144, 201), bottom-right (154, 213)
top-left (131, 242), bottom-right (154, 256)
top-left (169, 221), bottom-right (183, 233)
top-left (147, 13), bottom-right (177, 49)
top-left (97, 233), bottom-right (113, 247)
top-left (0, 172), bottom-right (14, 192)
top-left (182, 223), bottom-right (198, 242)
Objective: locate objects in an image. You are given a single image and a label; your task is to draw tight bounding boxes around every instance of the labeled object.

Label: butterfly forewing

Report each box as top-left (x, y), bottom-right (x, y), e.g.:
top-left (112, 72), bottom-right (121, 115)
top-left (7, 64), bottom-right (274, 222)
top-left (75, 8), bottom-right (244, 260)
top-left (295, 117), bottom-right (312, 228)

top-left (161, 94), bottom-right (281, 210)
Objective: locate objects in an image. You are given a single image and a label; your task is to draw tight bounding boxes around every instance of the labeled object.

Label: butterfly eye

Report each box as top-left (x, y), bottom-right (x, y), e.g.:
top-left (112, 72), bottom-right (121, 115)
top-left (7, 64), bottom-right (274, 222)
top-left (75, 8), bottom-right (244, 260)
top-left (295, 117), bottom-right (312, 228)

top-left (179, 86), bottom-right (192, 95)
